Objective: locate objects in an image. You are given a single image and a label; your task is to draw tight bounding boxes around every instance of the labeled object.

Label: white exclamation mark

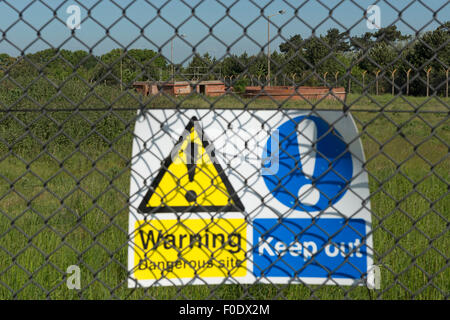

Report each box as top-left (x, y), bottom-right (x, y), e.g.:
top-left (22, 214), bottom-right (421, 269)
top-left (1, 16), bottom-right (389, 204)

top-left (297, 119), bottom-right (320, 206)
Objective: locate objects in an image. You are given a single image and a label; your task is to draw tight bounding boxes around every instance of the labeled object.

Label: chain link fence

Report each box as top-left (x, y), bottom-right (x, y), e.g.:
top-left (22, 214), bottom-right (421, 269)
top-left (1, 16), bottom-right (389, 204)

top-left (0, 0), bottom-right (448, 299)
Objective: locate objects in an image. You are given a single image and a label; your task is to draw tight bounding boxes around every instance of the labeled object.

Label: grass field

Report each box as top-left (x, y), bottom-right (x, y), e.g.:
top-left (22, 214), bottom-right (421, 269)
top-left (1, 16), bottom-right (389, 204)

top-left (0, 85), bottom-right (448, 299)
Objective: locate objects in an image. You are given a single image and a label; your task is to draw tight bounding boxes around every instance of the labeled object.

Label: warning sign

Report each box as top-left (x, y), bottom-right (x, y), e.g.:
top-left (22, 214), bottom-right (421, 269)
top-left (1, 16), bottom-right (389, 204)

top-left (133, 218), bottom-right (247, 281)
top-left (129, 109), bottom-right (374, 288)
top-left (138, 117), bottom-right (244, 213)
top-left (129, 113), bottom-right (251, 286)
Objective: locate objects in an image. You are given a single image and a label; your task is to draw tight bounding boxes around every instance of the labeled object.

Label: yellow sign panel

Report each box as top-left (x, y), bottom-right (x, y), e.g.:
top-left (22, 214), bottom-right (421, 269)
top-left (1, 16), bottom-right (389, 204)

top-left (138, 116), bottom-right (244, 213)
top-left (132, 218), bottom-right (247, 280)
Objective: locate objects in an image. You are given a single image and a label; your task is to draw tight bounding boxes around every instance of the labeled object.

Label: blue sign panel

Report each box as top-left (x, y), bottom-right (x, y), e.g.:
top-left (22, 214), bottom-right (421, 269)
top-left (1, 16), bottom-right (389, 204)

top-left (253, 218), bottom-right (368, 279)
top-left (262, 115), bottom-right (353, 212)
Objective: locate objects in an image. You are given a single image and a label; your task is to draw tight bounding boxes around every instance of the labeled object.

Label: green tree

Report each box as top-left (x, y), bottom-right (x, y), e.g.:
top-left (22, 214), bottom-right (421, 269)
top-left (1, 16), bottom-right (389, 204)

top-left (220, 54), bottom-right (246, 77)
top-left (279, 34), bottom-right (307, 76)
top-left (351, 26), bottom-right (410, 52)
top-left (0, 53), bottom-right (15, 69)
top-left (186, 53), bottom-right (221, 80)
top-left (406, 23), bottom-right (450, 95)
top-left (373, 25), bottom-right (411, 44)
top-left (93, 48), bottom-right (166, 85)
top-left (279, 30), bottom-right (351, 85)
top-left (325, 28), bottom-right (351, 52)
top-left (353, 26), bottom-right (411, 94)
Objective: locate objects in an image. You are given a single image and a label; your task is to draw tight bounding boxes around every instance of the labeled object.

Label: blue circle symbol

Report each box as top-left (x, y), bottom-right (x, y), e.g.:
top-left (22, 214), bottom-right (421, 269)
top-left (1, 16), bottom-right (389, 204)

top-left (262, 115), bottom-right (353, 212)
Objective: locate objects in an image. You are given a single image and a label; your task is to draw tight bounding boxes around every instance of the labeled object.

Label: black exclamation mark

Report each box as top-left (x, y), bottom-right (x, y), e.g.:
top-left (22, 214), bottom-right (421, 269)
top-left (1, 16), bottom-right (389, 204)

top-left (185, 140), bottom-right (197, 202)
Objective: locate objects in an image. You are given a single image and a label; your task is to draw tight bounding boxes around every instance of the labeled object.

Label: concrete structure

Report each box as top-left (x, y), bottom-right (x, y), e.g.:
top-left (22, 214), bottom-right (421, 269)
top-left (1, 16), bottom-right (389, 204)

top-left (133, 80), bottom-right (226, 97)
top-left (197, 81), bottom-right (227, 97)
top-left (244, 86), bottom-right (346, 101)
top-left (133, 81), bottom-right (159, 96)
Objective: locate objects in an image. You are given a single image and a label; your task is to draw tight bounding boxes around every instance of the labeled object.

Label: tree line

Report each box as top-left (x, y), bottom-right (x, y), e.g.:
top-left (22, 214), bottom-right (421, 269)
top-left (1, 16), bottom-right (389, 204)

top-left (0, 23), bottom-right (448, 96)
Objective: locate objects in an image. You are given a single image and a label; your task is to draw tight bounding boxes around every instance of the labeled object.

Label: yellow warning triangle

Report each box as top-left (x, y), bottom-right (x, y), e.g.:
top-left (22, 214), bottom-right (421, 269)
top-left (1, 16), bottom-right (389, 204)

top-left (138, 117), bottom-right (244, 213)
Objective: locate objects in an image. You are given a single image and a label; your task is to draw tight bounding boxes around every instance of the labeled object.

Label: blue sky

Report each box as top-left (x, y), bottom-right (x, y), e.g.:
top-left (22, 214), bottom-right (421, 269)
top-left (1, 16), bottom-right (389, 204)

top-left (0, 0), bottom-right (448, 65)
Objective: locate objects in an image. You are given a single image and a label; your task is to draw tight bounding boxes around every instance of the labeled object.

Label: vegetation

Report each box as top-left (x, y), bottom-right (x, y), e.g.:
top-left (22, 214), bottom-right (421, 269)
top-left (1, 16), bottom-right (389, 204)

top-left (0, 24), bottom-right (448, 96)
top-left (0, 85), bottom-right (448, 298)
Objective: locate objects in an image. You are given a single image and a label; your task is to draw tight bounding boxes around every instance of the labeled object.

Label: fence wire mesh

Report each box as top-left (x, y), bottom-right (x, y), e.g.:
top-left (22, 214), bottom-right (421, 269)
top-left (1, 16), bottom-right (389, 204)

top-left (0, 0), bottom-right (448, 300)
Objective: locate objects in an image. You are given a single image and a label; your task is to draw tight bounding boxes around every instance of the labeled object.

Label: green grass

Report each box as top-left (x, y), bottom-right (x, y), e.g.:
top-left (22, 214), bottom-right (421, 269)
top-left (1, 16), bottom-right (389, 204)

top-left (0, 85), bottom-right (448, 299)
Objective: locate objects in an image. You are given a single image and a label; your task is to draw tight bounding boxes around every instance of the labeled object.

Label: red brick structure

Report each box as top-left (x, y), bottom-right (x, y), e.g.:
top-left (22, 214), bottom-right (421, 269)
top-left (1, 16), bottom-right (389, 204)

top-left (197, 81), bottom-right (226, 97)
top-left (244, 86), bottom-right (346, 101)
top-left (133, 81), bottom-right (150, 96)
top-left (133, 80), bottom-right (226, 97)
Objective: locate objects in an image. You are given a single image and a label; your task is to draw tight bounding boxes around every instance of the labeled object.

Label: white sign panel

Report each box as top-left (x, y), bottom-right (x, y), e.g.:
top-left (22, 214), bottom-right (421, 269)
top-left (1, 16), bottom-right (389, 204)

top-left (128, 109), bottom-right (374, 288)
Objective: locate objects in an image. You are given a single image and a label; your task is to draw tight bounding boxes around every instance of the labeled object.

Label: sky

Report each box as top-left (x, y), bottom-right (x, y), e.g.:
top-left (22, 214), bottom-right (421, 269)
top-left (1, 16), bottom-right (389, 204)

top-left (0, 0), bottom-right (448, 65)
